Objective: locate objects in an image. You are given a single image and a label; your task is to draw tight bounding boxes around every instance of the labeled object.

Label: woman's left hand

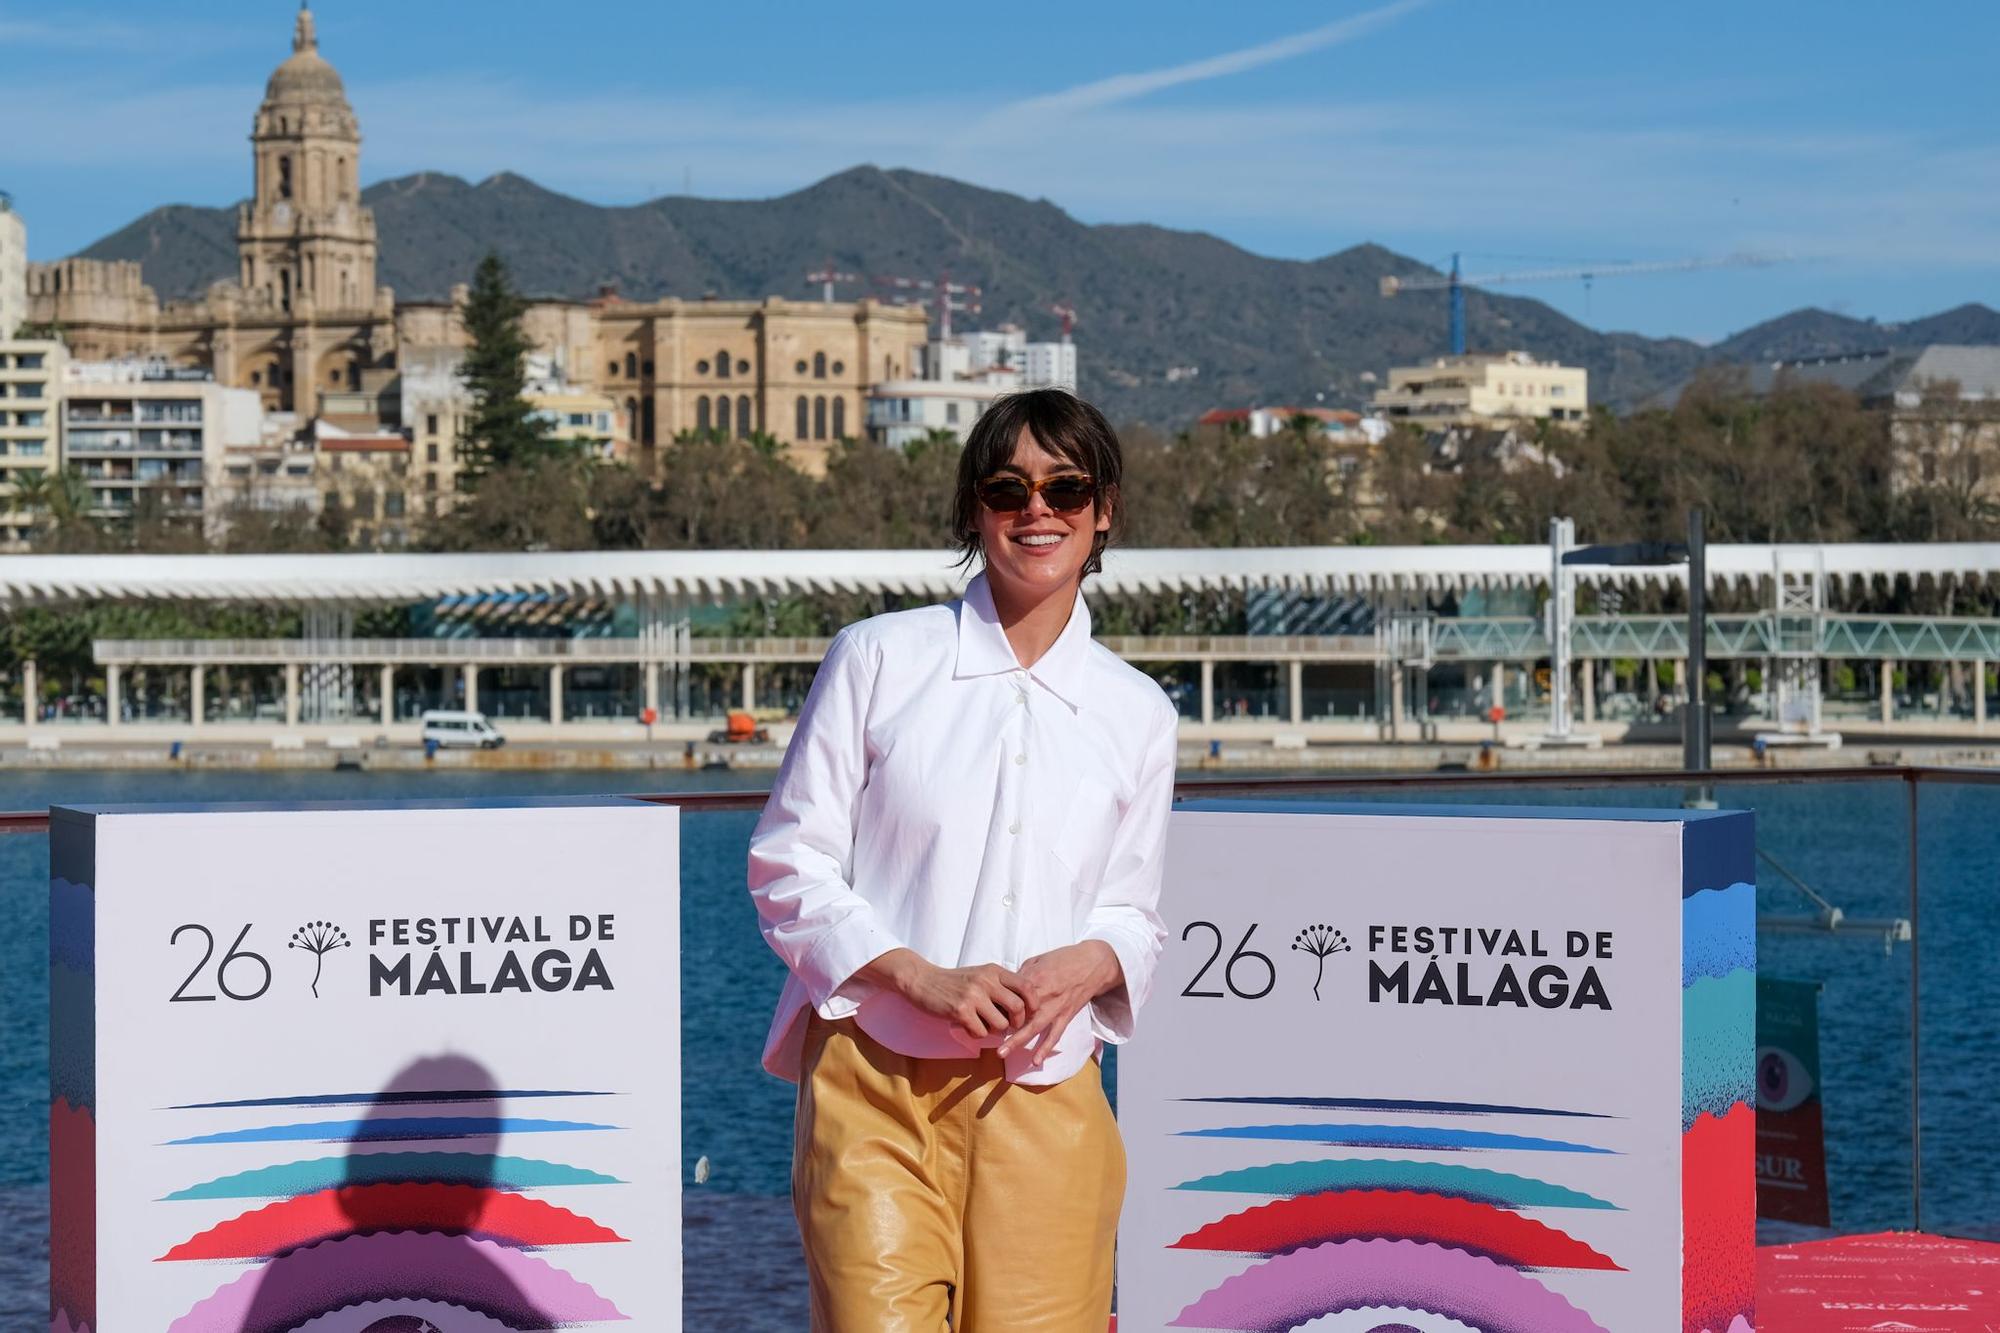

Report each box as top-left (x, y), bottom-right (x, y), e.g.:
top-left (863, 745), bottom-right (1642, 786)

top-left (996, 940), bottom-right (1123, 1068)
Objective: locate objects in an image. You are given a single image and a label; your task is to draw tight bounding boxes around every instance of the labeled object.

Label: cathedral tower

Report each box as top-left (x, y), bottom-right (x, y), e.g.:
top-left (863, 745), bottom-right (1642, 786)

top-left (237, 3), bottom-right (377, 316)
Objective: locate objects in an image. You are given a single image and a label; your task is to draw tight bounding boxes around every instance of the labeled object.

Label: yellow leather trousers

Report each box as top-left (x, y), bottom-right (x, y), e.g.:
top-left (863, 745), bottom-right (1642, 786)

top-left (792, 1015), bottom-right (1124, 1332)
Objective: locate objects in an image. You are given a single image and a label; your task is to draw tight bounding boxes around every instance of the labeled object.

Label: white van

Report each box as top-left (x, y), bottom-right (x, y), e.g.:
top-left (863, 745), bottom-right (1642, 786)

top-left (420, 709), bottom-right (505, 749)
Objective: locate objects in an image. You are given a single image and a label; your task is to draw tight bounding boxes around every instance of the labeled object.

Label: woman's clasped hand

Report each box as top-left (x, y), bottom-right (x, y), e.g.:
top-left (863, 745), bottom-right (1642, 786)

top-left (859, 941), bottom-right (1121, 1067)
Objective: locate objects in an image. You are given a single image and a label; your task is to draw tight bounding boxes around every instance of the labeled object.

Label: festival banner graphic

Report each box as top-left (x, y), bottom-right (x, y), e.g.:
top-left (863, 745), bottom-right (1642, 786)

top-left (1754, 977), bottom-right (1830, 1228)
top-left (50, 798), bottom-right (681, 1332)
top-left (1119, 802), bottom-right (1755, 1333)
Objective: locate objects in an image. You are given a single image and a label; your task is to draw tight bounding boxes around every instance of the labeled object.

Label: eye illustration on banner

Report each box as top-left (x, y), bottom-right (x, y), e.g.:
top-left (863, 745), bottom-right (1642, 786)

top-left (288, 920), bottom-right (354, 998)
top-left (1291, 924), bottom-right (1352, 1001)
top-left (1755, 1045), bottom-right (1814, 1113)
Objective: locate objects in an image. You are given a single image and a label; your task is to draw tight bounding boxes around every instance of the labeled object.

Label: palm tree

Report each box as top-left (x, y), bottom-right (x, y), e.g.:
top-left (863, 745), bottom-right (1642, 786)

top-left (10, 467), bottom-right (97, 548)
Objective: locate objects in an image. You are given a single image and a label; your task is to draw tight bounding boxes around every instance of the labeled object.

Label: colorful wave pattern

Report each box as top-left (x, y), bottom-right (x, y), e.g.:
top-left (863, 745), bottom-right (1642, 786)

top-left (158, 1087), bottom-right (634, 1332)
top-left (1165, 1094), bottom-right (1619, 1330)
top-left (1680, 822), bottom-right (1757, 1333)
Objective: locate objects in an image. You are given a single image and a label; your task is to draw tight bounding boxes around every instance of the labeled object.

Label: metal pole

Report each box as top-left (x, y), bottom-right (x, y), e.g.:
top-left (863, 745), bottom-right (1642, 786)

top-left (1908, 775), bottom-right (1924, 1232)
top-left (1684, 508), bottom-right (1712, 805)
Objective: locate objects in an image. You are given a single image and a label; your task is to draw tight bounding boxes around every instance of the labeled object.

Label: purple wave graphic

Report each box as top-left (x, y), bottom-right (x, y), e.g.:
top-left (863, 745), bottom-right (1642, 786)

top-left (1170, 1237), bottom-right (1609, 1332)
top-left (1181, 1096), bottom-right (1608, 1119)
top-left (289, 1298), bottom-right (522, 1333)
top-left (164, 1230), bottom-right (626, 1332)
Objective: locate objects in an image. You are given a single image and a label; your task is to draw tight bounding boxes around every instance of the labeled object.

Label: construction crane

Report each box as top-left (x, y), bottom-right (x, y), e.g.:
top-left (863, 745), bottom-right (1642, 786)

top-left (874, 271), bottom-right (982, 338)
top-left (1380, 251), bottom-right (1782, 356)
top-left (804, 259), bottom-right (862, 303)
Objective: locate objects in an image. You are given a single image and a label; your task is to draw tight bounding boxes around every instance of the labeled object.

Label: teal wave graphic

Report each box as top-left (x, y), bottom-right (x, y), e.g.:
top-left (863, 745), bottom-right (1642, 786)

top-left (1684, 968), bottom-right (1755, 1131)
top-left (163, 1152), bottom-right (623, 1200)
top-left (1174, 1158), bottom-right (1618, 1210)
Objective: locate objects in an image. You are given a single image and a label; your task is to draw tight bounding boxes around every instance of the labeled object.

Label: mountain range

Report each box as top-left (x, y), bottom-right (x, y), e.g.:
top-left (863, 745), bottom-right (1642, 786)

top-left (77, 165), bottom-right (2000, 424)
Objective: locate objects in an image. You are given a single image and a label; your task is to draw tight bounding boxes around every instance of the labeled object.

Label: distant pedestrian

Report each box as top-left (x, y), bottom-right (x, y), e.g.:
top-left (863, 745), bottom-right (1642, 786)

top-left (749, 389), bottom-right (1174, 1331)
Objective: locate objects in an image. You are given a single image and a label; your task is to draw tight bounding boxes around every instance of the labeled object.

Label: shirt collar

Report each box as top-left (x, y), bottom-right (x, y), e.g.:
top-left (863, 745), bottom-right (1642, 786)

top-left (956, 571), bottom-right (1094, 711)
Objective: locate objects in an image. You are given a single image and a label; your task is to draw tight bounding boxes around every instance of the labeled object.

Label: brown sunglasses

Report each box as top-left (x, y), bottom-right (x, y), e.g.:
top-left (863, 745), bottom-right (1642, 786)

top-left (974, 472), bottom-right (1098, 514)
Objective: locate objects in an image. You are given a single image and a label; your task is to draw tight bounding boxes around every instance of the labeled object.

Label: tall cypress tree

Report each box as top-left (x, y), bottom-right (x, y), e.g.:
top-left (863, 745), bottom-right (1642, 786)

top-left (455, 252), bottom-right (554, 477)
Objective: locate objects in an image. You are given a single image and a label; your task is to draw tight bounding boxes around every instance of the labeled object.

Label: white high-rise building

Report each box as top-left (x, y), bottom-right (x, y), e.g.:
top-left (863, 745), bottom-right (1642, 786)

top-left (870, 322), bottom-right (1081, 446)
top-left (0, 194), bottom-right (26, 340)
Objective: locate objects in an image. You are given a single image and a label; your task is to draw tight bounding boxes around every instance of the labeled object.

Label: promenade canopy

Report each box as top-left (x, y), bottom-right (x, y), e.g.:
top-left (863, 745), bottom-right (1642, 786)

top-left (3, 544), bottom-right (1999, 608)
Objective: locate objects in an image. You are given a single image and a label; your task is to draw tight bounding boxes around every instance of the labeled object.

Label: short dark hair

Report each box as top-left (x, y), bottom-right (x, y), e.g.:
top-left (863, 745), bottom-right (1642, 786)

top-left (951, 388), bottom-right (1123, 577)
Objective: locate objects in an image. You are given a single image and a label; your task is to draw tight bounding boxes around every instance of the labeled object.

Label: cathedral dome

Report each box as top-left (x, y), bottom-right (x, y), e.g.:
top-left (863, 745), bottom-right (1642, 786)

top-left (263, 5), bottom-right (349, 108)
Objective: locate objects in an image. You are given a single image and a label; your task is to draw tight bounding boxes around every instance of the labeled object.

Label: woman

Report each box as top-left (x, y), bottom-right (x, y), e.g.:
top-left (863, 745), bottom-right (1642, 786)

top-left (748, 388), bottom-right (1177, 1332)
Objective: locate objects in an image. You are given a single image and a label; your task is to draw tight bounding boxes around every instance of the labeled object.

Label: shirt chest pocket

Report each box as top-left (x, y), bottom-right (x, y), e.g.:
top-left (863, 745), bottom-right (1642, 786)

top-left (1048, 777), bottom-right (1123, 890)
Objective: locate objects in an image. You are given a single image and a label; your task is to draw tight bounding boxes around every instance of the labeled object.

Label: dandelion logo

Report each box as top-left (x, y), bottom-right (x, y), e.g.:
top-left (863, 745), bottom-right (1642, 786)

top-left (1291, 924), bottom-right (1351, 1001)
top-left (288, 920), bottom-right (352, 998)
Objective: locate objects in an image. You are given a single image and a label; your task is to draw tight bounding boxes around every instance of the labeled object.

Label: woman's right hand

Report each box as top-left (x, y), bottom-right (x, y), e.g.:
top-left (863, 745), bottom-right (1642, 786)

top-left (858, 948), bottom-right (1030, 1040)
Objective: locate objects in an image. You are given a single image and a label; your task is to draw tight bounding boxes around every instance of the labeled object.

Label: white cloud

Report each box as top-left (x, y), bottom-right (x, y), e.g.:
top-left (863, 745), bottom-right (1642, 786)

top-left (997, 0), bottom-right (1430, 119)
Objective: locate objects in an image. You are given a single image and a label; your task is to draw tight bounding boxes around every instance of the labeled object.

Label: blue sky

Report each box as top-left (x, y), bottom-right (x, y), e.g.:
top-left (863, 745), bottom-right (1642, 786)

top-left (3, 0), bottom-right (1995, 344)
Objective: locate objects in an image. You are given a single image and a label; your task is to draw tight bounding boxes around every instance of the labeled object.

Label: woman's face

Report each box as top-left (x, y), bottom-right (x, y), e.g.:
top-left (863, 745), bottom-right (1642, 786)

top-left (974, 426), bottom-right (1112, 605)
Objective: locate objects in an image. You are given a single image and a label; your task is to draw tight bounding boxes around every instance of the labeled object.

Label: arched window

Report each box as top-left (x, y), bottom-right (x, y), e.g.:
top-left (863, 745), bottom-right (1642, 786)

top-left (642, 397), bottom-right (656, 444)
top-left (737, 394), bottom-right (752, 435)
top-left (696, 396), bottom-right (711, 432)
top-left (716, 349), bottom-right (732, 380)
top-left (608, 360), bottom-right (619, 377)
top-left (796, 396), bottom-right (809, 439)
top-left (813, 352), bottom-right (827, 380)
top-left (625, 396), bottom-right (638, 434)
top-left (625, 352), bottom-right (637, 379)
top-left (279, 156), bottom-right (293, 199)
top-left (832, 396), bottom-right (846, 439)
top-left (814, 395), bottom-right (827, 440)
top-left (717, 395), bottom-right (732, 435)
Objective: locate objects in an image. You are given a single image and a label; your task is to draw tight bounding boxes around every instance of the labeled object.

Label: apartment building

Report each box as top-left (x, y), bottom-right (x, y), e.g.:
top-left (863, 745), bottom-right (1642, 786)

top-left (61, 359), bottom-right (260, 525)
top-left (0, 339), bottom-right (64, 547)
top-left (1374, 351), bottom-right (1589, 428)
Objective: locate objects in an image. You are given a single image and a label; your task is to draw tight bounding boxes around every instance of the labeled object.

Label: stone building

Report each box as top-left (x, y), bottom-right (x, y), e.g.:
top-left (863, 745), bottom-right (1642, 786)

top-left (0, 195), bottom-right (26, 339)
top-left (25, 4), bottom-right (926, 479)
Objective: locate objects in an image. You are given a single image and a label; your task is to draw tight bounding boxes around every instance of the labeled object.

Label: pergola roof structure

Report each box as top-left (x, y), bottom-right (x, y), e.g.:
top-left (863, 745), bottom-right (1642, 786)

top-left (2, 544), bottom-right (1998, 608)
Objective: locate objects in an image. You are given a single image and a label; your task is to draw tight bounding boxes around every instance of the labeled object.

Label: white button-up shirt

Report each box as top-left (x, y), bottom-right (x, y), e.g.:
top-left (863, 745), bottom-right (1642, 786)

top-left (748, 572), bottom-right (1177, 1086)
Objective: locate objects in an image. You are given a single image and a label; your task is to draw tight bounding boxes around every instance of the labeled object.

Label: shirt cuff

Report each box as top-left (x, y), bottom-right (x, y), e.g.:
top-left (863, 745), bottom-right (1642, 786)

top-left (797, 911), bottom-right (903, 1009)
top-left (1083, 925), bottom-right (1148, 1044)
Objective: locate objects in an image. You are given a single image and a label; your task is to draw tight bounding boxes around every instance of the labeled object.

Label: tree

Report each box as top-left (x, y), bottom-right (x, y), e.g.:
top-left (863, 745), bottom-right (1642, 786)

top-left (1291, 924), bottom-right (1351, 1001)
top-left (455, 252), bottom-right (559, 479)
top-left (14, 468), bottom-right (105, 552)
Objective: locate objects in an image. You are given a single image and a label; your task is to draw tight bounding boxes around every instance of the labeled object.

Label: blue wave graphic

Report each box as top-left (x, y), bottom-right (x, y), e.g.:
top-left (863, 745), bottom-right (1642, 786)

top-left (1682, 881), bottom-right (1756, 988)
top-left (166, 1116), bottom-right (618, 1145)
top-left (1177, 1123), bottom-right (1613, 1154)
top-left (1182, 1096), bottom-right (1608, 1119)
top-left (170, 1089), bottom-right (614, 1110)
top-left (50, 878), bottom-right (94, 974)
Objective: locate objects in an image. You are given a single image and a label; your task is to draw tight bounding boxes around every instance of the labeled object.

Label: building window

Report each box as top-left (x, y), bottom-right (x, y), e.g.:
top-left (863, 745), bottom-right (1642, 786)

top-left (696, 360), bottom-right (710, 375)
top-left (642, 397), bottom-right (655, 444)
top-left (831, 361), bottom-right (845, 377)
top-left (946, 402), bottom-right (960, 425)
top-left (795, 359), bottom-right (808, 375)
top-left (425, 473), bottom-right (437, 492)
top-left (813, 352), bottom-right (827, 380)
top-left (250, 371), bottom-right (262, 386)
top-left (796, 396), bottom-right (809, 438)
top-left (717, 395), bottom-right (732, 435)
top-left (736, 359), bottom-right (750, 375)
top-left (696, 396), bottom-right (710, 432)
top-left (279, 156), bottom-right (293, 199)
top-left (625, 396), bottom-right (638, 434)
top-left (608, 360), bottom-right (619, 377)
top-left (814, 395), bottom-right (827, 440)
top-left (426, 443), bottom-right (439, 463)
top-left (642, 360), bottom-right (654, 377)
top-left (737, 394), bottom-right (752, 435)
top-left (625, 352), bottom-right (638, 379)
top-left (385, 493), bottom-right (405, 518)
top-left (17, 354), bottom-right (42, 370)
top-left (426, 413), bottom-right (439, 434)
top-left (716, 350), bottom-right (731, 380)
top-left (832, 397), bottom-right (846, 438)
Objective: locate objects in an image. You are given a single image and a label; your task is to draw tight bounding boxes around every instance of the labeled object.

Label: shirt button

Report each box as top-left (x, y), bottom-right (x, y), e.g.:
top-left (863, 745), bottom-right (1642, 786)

top-left (1014, 752), bottom-right (1026, 765)
top-left (1003, 894), bottom-right (1016, 908)
top-left (1009, 821), bottom-right (1022, 835)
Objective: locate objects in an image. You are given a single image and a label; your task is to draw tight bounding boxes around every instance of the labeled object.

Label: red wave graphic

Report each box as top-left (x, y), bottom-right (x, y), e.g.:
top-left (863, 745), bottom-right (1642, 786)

top-left (1170, 1188), bottom-right (1622, 1271)
top-left (158, 1183), bottom-right (627, 1261)
top-left (1682, 1102), bottom-right (1755, 1333)
top-left (52, 1098), bottom-right (96, 1333)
